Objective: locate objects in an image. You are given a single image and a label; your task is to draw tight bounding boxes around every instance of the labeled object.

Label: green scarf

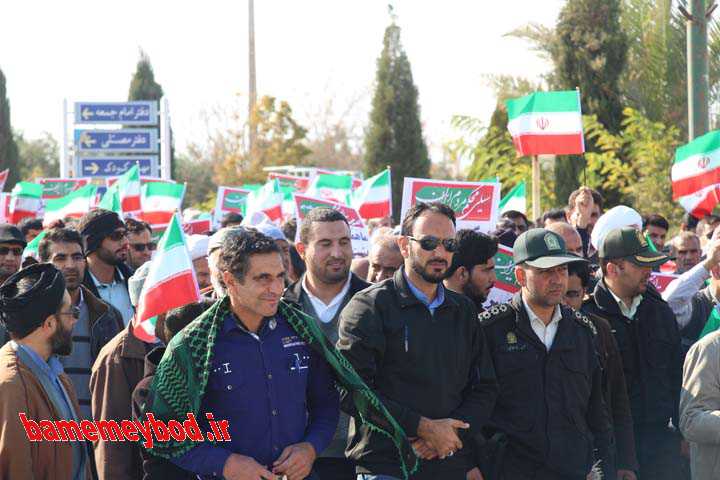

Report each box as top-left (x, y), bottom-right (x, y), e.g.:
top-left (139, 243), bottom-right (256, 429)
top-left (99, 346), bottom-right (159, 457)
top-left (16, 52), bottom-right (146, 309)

top-left (143, 296), bottom-right (419, 479)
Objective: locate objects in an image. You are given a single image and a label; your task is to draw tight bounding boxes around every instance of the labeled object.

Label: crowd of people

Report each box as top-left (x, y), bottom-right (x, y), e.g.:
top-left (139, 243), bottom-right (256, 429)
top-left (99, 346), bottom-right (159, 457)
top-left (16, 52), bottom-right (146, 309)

top-left (2, 184), bottom-right (720, 480)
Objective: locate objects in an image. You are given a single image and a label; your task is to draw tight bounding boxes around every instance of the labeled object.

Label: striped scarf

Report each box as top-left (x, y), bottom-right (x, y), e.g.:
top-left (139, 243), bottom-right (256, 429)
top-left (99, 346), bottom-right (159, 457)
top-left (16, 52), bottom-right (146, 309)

top-left (143, 296), bottom-right (419, 479)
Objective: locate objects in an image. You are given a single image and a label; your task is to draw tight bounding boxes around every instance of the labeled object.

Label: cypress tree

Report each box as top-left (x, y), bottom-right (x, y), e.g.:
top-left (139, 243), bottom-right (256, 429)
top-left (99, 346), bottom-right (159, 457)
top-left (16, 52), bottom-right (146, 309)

top-left (0, 68), bottom-right (20, 191)
top-left (128, 50), bottom-right (174, 177)
top-left (364, 16), bottom-right (429, 222)
top-left (552, 0), bottom-right (627, 204)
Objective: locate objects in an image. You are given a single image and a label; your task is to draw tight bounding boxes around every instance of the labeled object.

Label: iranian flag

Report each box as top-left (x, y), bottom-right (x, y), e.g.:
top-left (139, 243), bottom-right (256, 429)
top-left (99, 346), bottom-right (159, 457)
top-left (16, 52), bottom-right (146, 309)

top-left (483, 244), bottom-right (520, 308)
top-left (0, 193), bottom-right (10, 223)
top-left (0, 169), bottom-right (8, 192)
top-left (133, 215), bottom-right (199, 343)
top-left (43, 184), bottom-right (97, 226)
top-left (306, 174), bottom-right (352, 204)
top-left (115, 165), bottom-right (141, 213)
top-left (10, 182), bottom-right (43, 224)
top-left (351, 169), bottom-right (391, 219)
top-left (499, 181), bottom-right (527, 214)
top-left (23, 230), bottom-right (46, 261)
top-left (246, 179), bottom-right (283, 222)
top-left (506, 90), bottom-right (585, 156)
top-left (98, 183), bottom-right (122, 215)
top-left (140, 182), bottom-right (186, 225)
top-left (672, 130), bottom-right (720, 216)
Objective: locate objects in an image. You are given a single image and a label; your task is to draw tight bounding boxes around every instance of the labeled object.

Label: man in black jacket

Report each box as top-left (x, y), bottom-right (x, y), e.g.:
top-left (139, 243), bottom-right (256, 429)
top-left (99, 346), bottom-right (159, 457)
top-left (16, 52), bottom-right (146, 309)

top-left (337, 202), bottom-right (498, 480)
top-left (480, 228), bottom-right (614, 480)
top-left (78, 209), bottom-right (135, 326)
top-left (284, 207), bottom-right (370, 480)
top-left (582, 226), bottom-right (687, 479)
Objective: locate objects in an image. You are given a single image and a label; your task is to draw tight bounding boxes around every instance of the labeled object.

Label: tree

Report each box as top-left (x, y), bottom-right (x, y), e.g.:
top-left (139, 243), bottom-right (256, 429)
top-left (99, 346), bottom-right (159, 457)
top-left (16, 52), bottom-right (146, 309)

top-left (304, 95), bottom-right (364, 171)
top-left (364, 16), bottom-right (429, 222)
top-left (128, 50), bottom-right (174, 176)
top-left (0, 68), bottom-right (20, 190)
top-left (15, 132), bottom-right (59, 180)
top-left (551, 0), bottom-right (628, 204)
top-left (207, 95), bottom-right (311, 185)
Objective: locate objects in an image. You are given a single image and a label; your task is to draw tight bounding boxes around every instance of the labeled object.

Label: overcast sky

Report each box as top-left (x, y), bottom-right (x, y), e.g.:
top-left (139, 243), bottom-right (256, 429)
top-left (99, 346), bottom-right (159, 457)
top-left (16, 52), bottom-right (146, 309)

top-left (1, 0), bottom-right (563, 161)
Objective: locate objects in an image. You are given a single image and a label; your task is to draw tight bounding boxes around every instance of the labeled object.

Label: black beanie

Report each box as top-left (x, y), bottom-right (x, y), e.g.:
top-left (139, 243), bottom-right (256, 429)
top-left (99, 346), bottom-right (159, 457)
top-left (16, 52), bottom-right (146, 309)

top-left (77, 209), bottom-right (125, 254)
top-left (0, 263), bottom-right (66, 338)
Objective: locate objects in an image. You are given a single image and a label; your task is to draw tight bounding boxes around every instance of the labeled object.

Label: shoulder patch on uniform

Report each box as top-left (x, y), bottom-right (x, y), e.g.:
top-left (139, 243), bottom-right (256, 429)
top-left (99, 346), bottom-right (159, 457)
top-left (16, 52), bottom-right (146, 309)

top-left (573, 310), bottom-right (597, 336)
top-left (478, 303), bottom-right (512, 325)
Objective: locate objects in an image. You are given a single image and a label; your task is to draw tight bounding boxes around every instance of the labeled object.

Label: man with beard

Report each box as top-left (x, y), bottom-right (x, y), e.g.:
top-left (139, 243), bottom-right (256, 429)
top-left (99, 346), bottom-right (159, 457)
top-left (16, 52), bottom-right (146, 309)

top-left (366, 234), bottom-right (404, 283)
top-left (337, 202), bottom-right (498, 480)
top-left (124, 218), bottom-right (155, 272)
top-left (444, 229), bottom-right (498, 310)
top-left (283, 207), bottom-right (370, 480)
top-left (480, 228), bottom-right (614, 479)
top-left (79, 209), bottom-right (135, 325)
top-left (38, 227), bottom-right (124, 419)
top-left (583, 227), bottom-right (686, 479)
top-left (0, 263), bottom-right (92, 479)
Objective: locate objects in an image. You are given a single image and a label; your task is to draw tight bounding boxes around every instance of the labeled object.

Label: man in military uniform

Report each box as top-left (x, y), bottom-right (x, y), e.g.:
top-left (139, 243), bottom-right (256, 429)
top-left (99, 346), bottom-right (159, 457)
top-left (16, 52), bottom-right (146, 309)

top-left (582, 227), bottom-right (686, 480)
top-left (480, 228), bottom-right (614, 480)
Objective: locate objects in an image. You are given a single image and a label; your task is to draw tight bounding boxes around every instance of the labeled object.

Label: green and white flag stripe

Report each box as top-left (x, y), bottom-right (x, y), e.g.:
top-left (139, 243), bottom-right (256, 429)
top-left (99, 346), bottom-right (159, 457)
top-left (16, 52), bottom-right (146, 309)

top-left (44, 184), bottom-right (97, 224)
top-left (499, 181), bottom-right (526, 215)
top-left (672, 130), bottom-right (720, 199)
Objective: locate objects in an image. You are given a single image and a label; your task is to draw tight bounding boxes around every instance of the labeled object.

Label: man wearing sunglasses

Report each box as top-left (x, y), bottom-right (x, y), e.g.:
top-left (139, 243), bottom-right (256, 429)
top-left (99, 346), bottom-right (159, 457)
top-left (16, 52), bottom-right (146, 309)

top-left (338, 202), bottom-right (498, 480)
top-left (0, 263), bottom-right (92, 479)
top-left (479, 228), bottom-right (614, 480)
top-left (79, 209), bottom-right (135, 326)
top-left (0, 223), bottom-right (26, 285)
top-left (125, 218), bottom-right (156, 272)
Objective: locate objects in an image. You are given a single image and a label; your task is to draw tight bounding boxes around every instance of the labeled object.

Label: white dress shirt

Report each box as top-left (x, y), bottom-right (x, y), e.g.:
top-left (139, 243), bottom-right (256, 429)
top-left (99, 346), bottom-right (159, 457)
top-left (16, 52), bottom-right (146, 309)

top-left (302, 274), bottom-right (351, 324)
top-left (523, 298), bottom-right (562, 350)
top-left (608, 287), bottom-right (642, 320)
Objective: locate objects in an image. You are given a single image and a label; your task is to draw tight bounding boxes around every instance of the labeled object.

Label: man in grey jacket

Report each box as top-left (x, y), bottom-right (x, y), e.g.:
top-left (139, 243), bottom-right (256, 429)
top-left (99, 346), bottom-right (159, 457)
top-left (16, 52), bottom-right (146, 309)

top-left (680, 330), bottom-right (720, 479)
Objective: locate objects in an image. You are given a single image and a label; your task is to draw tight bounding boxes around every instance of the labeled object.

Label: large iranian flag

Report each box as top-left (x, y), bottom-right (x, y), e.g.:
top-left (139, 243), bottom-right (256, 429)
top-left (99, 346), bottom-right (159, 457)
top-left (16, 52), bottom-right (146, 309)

top-left (246, 179), bottom-right (283, 222)
top-left (43, 184), bottom-right (97, 225)
top-left (351, 169), bottom-right (391, 219)
top-left (10, 182), bottom-right (43, 224)
top-left (506, 90), bottom-right (585, 156)
top-left (133, 215), bottom-right (199, 343)
top-left (672, 130), bottom-right (720, 216)
top-left (140, 182), bottom-right (186, 225)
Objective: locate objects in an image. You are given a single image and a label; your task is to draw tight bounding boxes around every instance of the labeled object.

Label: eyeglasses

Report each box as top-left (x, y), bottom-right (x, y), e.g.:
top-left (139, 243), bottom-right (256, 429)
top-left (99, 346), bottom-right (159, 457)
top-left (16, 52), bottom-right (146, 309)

top-left (408, 236), bottom-right (458, 252)
top-left (58, 306), bottom-right (80, 320)
top-left (130, 242), bottom-right (157, 252)
top-left (0, 246), bottom-right (23, 256)
top-left (107, 230), bottom-right (128, 241)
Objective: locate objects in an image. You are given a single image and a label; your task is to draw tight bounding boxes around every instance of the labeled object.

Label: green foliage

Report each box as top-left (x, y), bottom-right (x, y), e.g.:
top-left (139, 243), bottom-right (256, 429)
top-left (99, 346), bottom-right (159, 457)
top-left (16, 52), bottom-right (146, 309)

top-left (15, 132), bottom-right (59, 180)
top-left (364, 20), bottom-right (429, 222)
top-left (0, 68), bottom-right (20, 191)
top-left (212, 95), bottom-right (311, 185)
top-left (582, 108), bottom-right (684, 224)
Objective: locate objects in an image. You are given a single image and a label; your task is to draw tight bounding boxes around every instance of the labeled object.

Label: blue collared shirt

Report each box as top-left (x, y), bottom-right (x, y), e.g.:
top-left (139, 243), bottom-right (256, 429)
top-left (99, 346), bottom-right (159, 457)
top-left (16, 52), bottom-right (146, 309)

top-left (404, 271), bottom-right (446, 315)
top-left (16, 343), bottom-right (69, 401)
top-left (172, 312), bottom-right (340, 477)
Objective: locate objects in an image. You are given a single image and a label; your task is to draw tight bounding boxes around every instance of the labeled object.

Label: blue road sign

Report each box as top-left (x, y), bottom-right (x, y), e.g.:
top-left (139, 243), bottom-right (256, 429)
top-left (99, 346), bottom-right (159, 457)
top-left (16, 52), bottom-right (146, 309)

top-left (77, 157), bottom-right (159, 178)
top-left (74, 101), bottom-right (158, 125)
top-left (74, 129), bottom-right (158, 153)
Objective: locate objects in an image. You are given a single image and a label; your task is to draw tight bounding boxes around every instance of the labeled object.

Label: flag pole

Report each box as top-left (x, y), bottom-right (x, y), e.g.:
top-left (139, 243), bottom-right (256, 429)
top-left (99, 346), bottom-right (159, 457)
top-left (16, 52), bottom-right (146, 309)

top-left (532, 155), bottom-right (541, 222)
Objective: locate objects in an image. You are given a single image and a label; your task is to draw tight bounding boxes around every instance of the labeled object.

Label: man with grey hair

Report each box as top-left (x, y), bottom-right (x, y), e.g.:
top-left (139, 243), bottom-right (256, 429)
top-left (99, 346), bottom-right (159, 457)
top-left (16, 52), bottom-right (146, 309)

top-left (366, 234), bottom-right (404, 283)
top-left (546, 221), bottom-right (584, 257)
top-left (671, 232), bottom-right (703, 274)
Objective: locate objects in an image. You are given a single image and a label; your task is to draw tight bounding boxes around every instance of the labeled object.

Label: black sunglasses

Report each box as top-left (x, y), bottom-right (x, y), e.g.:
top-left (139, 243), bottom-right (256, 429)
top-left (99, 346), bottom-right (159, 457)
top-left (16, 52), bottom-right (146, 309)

top-left (107, 230), bottom-right (128, 241)
top-left (0, 246), bottom-right (23, 256)
top-left (130, 242), bottom-right (157, 252)
top-left (408, 236), bottom-right (458, 252)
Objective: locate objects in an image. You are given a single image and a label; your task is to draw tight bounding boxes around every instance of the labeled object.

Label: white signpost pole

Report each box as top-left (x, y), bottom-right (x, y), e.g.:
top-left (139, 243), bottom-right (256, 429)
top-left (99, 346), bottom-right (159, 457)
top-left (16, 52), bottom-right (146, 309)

top-left (160, 97), bottom-right (171, 180)
top-left (61, 98), bottom-right (70, 177)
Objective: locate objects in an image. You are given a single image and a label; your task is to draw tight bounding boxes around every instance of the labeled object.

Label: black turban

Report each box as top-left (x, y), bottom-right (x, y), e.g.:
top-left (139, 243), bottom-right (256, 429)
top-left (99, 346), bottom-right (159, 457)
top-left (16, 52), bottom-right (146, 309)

top-left (0, 263), bottom-right (66, 338)
top-left (78, 209), bottom-right (125, 254)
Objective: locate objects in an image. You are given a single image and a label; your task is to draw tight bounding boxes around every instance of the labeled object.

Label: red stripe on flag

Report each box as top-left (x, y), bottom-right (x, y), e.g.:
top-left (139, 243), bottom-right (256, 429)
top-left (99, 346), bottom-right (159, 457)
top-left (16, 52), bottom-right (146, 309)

top-left (512, 134), bottom-right (584, 156)
top-left (122, 196), bottom-right (141, 212)
top-left (264, 205), bottom-right (283, 222)
top-left (139, 211), bottom-right (175, 225)
top-left (672, 168), bottom-right (720, 199)
top-left (690, 189), bottom-right (720, 218)
top-left (136, 271), bottom-right (199, 323)
top-left (358, 201), bottom-right (390, 220)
